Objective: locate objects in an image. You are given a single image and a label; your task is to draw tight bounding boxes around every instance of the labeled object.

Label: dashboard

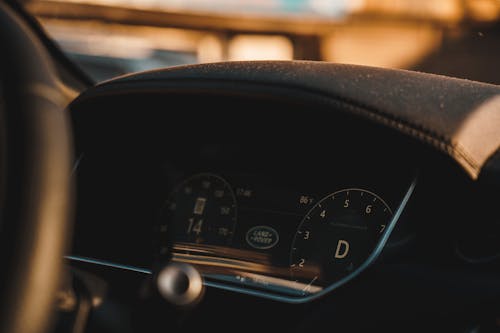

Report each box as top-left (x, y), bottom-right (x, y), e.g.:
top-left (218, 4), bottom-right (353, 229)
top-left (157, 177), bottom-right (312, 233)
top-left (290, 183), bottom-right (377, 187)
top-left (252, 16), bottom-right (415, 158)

top-left (67, 61), bottom-right (500, 331)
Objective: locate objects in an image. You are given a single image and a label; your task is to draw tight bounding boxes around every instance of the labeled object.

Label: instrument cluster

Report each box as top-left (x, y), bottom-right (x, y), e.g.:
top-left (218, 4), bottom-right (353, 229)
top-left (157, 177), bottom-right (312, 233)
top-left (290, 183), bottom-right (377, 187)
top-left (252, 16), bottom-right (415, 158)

top-left (153, 145), bottom-right (416, 301)
top-left (73, 140), bottom-right (416, 302)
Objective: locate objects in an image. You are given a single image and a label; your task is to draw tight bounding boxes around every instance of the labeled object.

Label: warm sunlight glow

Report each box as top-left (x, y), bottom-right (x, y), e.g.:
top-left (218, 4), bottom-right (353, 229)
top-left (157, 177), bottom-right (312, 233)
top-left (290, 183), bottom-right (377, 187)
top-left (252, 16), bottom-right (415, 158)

top-left (322, 23), bottom-right (442, 69)
top-left (197, 35), bottom-right (224, 63)
top-left (359, 0), bottom-right (463, 21)
top-left (466, 0), bottom-right (500, 22)
top-left (228, 35), bottom-right (293, 61)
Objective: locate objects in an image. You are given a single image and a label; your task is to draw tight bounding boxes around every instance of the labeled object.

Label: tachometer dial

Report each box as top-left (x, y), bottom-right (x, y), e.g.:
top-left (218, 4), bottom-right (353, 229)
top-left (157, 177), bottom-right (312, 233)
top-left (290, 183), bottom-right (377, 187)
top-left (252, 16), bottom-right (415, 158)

top-left (290, 189), bottom-right (392, 290)
top-left (161, 173), bottom-right (237, 246)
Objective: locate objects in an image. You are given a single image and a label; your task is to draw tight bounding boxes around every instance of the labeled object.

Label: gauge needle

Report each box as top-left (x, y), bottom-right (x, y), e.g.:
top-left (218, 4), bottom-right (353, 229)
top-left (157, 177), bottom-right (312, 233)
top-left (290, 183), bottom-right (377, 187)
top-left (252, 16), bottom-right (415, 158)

top-left (302, 276), bottom-right (318, 293)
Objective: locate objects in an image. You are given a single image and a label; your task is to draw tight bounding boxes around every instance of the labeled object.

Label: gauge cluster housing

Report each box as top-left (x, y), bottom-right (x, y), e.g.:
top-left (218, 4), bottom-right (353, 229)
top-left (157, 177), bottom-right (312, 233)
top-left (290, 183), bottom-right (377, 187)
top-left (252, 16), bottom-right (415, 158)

top-left (71, 85), bottom-right (420, 299)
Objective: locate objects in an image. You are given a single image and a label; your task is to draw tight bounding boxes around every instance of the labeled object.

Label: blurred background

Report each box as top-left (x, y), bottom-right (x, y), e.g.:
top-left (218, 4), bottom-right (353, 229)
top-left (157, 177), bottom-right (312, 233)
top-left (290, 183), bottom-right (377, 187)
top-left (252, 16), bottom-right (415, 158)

top-left (22, 0), bottom-right (500, 84)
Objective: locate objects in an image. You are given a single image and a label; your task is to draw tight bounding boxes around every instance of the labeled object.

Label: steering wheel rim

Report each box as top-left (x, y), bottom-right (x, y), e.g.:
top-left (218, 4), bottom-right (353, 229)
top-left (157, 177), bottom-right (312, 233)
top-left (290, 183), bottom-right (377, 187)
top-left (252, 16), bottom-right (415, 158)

top-left (0, 3), bottom-right (74, 333)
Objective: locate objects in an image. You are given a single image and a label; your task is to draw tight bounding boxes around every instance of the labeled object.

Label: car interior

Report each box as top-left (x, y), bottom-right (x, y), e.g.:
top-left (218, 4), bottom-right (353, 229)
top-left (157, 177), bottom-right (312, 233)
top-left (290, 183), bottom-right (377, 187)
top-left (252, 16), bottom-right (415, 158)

top-left (1, 0), bottom-right (500, 332)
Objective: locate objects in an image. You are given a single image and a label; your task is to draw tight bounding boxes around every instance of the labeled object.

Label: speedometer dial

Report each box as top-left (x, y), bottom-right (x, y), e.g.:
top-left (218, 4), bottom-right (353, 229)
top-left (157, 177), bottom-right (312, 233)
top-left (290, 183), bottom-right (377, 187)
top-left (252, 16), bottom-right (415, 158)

top-left (161, 173), bottom-right (237, 246)
top-left (290, 189), bottom-right (392, 290)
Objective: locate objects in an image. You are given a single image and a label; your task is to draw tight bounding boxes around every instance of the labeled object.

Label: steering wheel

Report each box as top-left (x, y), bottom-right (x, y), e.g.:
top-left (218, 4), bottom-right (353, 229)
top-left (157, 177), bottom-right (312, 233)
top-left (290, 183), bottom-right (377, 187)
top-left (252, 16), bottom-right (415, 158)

top-left (0, 3), bottom-right (74, 333)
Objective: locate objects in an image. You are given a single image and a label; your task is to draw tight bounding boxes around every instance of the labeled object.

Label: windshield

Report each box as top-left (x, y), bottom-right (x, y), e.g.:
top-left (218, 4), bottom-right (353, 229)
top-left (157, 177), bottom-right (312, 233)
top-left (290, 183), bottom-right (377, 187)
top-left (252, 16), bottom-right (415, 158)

top-left (23, 0), bottom-right (500, 84)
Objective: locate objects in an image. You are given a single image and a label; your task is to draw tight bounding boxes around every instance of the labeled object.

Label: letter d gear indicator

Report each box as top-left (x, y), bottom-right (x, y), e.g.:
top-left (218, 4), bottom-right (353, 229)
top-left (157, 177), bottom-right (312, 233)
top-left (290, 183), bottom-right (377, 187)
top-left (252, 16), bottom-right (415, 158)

top-left (290, 189), bottom-right (392, 290)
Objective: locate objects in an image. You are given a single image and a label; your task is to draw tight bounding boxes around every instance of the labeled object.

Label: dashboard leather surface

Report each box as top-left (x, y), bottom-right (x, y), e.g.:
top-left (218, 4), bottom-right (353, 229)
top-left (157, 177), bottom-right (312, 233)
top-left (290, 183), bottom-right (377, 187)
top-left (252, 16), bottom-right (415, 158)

top-left (87, 61), bottom-right (500, 179)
